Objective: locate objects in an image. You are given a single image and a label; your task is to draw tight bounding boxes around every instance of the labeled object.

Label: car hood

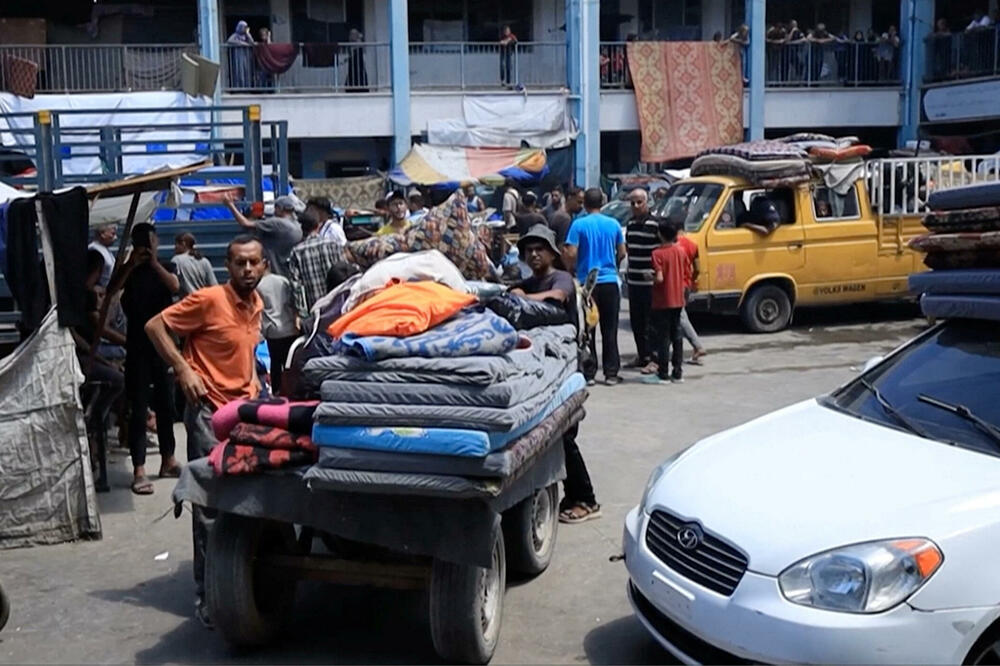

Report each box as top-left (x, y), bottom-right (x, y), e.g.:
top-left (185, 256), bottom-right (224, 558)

top-left (647, 399), bottom-right (1000, 576)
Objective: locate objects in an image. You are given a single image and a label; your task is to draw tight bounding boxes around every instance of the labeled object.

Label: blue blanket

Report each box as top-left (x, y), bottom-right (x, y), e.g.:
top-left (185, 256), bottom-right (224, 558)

top-left (333, 307), bottom-right (519, 362)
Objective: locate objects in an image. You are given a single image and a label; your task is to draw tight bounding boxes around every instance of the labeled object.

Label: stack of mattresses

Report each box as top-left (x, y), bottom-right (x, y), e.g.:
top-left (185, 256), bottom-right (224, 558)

top-left (691, 140), bottom-right (812, 187)
top-left (907, 182), bottom-right (1000, 322)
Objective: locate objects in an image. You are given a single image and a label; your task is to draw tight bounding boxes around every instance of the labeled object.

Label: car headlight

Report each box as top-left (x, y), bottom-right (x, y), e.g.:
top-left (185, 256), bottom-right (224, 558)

top-left (638, 446), bottom-right (690, 513)
top-left (779, 539), bottom-right (943, 613)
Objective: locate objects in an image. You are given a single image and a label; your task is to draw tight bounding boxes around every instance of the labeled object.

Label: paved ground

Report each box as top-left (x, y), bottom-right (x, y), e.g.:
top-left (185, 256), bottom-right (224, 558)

top-left (0, 303), bottom-right (925, 664)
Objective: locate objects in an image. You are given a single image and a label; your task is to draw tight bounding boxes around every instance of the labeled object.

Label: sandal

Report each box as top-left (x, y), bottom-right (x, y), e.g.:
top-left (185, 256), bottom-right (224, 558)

top-left (640, 362), bottom-right (659, 375)
top-left (131, 476), bottom-right (154, 495)
top-left (158, 463), bottom-right (182, 479)
top-left (559, 503), bottom-right (602, 524)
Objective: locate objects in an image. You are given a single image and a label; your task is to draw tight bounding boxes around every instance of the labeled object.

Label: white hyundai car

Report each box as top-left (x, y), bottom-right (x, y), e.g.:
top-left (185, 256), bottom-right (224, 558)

top-left (624, 317), bottom-right (1000, 664)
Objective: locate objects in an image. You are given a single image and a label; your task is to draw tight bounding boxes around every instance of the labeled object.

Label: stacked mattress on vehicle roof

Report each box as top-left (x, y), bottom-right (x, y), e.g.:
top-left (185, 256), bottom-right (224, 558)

top-left (689, 134), bottom-right (873, 188)
top-left (907, 182), bottom-right (1000, 322)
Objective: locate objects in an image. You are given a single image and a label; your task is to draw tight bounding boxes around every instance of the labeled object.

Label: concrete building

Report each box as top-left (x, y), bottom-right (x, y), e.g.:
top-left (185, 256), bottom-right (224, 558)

top-left (1, 0), bottom-right (998, 186)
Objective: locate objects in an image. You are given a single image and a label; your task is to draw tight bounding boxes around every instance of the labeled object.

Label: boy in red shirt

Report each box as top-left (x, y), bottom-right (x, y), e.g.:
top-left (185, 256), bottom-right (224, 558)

top-left (642, 219), bottom-right (691, 384)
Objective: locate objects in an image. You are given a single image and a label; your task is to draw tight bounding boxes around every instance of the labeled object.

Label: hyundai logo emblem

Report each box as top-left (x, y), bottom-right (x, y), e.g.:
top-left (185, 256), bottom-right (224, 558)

top-left (676, 526), bottom-right (701, 550)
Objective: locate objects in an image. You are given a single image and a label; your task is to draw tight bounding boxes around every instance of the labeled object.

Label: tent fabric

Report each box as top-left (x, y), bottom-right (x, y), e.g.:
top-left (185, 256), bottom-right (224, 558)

top-left (292, 174), bottom-right (386, 211)
top-left (427, 96), bottom-right (578, 149)
top-left (627, 41), bottom-right (743, 162)
top-left (0, 308), bottom-right (101, 549)
top-left (389, 144), bottom-right (547, 187)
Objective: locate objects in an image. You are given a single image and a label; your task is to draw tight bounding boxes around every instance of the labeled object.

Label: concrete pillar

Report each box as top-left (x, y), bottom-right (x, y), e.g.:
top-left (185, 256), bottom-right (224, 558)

top-left (746, 0), bottom-right (765, 139)
top-left (198, 0), bottom-right (221, 62)
top-left (389, 0), bottom-right (411, 163)
top-left (898, 0), bottom-right (933, 145)
top-left (702, 0), bottom-right (728, 41)
top-left (270, 0), bottom-right (292, 42)
top-left (567, 0), bottom-right (600, 186)
top-left (849, 0), bottom-right (873, 33)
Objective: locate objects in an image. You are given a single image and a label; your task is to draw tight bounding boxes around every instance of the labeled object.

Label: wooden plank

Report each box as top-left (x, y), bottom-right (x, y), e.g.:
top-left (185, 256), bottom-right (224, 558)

top-left (257, 554), bottom-right (431, 590)
top-left (85, 161), bottom-right (212, 199)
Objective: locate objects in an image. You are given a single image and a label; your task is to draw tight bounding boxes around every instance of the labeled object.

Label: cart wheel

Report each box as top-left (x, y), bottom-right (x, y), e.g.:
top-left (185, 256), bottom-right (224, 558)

top-left (206, 513), bottom-right (297, 648)
top-left (429, 527), bottom-right (506, 664)
top-left (0, 583), bottom-right (9, 632)
top-left (503, 483), bottom-right (559, 576)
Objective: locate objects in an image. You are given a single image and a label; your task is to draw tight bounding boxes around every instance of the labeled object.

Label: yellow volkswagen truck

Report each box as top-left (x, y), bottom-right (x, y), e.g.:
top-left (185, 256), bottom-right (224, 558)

top-left (653, 156), bottom-right (981, 332)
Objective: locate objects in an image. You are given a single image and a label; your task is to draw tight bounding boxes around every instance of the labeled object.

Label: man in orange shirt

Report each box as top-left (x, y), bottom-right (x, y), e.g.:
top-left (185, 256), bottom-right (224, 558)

top-left (144, 234), bottom-right (266, 629)
top-left (643, 219), bottom-right (691, 384)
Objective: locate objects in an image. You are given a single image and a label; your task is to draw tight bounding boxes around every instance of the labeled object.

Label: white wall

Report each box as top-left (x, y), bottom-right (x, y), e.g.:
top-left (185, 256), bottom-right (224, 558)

top-left (600, 87), bottom-right (903, 131)
top-left (534, 0), bottom-right (566, 41)
top-left (409, 90), bottom-right (569, 134)
top-left (223, 92), bottom-right (394, 137)
top-left (270, 0), bottom-right (292, 41)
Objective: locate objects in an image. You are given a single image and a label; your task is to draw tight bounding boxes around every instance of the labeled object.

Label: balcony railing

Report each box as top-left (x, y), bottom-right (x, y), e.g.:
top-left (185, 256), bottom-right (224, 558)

top-left (221, 43), bottom-right (390, 93)
top-left (925, 30), bottom-right (1000, 83)
top-left (0, 44), bottom-right (197, 93)
top-left (599, 41), bottom-right (901, 89)
top-left (408, 42), bottom-right (566, 90)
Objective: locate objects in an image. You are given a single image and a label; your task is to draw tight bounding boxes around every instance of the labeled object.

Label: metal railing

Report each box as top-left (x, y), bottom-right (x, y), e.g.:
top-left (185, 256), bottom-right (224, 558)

top-left (598, 41), bottom-right (901, 89)
top-left (408, 42), bottom-right (566, 89)
top-left (925, 30), bottom-right (1000, 82)
top-left (221, 42), bottom-right (390, 92)
top-left (867, 154), bottom-right (1000, 218)
top-left (0, 44), bottom-right (197, 94)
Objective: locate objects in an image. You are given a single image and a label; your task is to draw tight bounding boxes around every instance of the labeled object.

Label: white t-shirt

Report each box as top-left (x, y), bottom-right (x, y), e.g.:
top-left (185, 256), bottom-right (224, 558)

top-left (318, 218), bottom-right (348, 245)
top-left (967, 16), bottom-right (992, 30)
top-left (88, 241), bottom-right (115, 287)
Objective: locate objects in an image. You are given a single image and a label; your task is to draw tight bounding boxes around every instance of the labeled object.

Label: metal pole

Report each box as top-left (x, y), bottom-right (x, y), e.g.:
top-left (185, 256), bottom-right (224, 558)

top-left (35, 110), bottom-right (55, 193)
top-left (278, 121), bottom-right (289, 195)
top-left (245, 105), bottom-right (264, 203)
top-left (389, 0), bottom-right (412, 163)
top-left (746, 0), bottom-right (765, 140)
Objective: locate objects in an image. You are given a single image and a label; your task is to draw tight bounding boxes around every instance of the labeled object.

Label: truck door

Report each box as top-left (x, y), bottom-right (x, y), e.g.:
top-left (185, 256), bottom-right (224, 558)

top-left (800, 183), bottom-right (879, 303)
top-left (705, 187), bottom-right (805, 296)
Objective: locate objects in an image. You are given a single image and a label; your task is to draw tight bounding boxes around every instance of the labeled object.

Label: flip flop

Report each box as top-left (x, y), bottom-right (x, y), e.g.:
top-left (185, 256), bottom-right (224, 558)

top-left (158, 464), bottom-right (182, 479)
top-left (559, 503), bottom-right (603, 524)
top-left (131, 476), bottom-right (154, 495)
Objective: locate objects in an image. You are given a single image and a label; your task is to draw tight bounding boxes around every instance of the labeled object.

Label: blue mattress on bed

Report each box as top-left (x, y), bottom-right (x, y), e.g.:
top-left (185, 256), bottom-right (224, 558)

top-left (312, 373), bottom-right (586, 457)
top-left (909, 270), bottom-right (1000, 295)
top-left (920, 294), bottom-right (1000, 322)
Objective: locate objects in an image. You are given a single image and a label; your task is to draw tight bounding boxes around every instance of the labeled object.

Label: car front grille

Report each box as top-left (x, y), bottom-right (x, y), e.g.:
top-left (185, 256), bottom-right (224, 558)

top-left (645, 509), bottom-right (748, 596)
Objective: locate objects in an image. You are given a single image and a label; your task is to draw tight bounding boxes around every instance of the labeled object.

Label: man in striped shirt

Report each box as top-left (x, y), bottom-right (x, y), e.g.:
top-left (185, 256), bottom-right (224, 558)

top-left (624, 188), bottom-right (660, 371)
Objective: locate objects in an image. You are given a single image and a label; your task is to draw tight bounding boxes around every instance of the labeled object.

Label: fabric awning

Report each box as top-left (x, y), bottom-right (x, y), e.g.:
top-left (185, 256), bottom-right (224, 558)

top-left (389, 144), bottom-right (547, 187)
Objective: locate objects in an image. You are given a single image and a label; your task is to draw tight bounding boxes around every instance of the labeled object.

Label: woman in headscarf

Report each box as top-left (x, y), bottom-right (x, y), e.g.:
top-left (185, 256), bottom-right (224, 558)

top-left (226, 20), bottom-right (255, 89)
top-left (345, 28), bottom-right (369, 92)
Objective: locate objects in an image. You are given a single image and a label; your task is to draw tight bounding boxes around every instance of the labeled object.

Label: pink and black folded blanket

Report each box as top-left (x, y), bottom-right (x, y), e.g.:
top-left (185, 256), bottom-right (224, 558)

top-left (212, 398), bottom-right (319, 441)
top-left (208, 441), bottom-right (316, 476)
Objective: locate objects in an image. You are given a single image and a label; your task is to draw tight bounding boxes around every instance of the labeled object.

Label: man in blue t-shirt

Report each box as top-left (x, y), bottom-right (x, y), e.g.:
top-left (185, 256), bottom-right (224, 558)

top-left (563, 187), bottom-right (626, 385)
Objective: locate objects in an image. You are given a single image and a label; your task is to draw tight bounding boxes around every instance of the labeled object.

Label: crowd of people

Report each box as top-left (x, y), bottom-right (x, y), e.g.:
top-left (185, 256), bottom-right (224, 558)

top-left (927, 9), bottom-right (1000, 81)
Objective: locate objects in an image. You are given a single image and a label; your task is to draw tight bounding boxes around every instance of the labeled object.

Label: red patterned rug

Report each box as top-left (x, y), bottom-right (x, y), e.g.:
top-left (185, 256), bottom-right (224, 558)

top-left (626, 42), bottom-right (743, 162)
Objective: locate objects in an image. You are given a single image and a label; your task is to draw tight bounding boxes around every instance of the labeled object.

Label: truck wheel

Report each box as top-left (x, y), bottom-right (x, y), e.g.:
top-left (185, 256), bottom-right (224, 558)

top-left (503, 483), bottom-right (559, 576)
top-left (0, 583), bottom-right (9, 632)
top-left (207, 513), bottom-right (297, 648)
top-left (740, 284), bottom-right (792, 333)
top-left (429, 527), bottom-right (506, 664)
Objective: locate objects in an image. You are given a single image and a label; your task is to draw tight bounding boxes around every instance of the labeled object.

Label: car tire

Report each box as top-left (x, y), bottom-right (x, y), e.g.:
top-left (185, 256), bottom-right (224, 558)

top-left (740, 283), bottom-right (792, 333)
top-left (206, 513), bottom-right (297, 648)
top-left (964, 621), bottom-right (1000, 664)
top-left (0, 583), bottom-right (9, 632)
top-left (503, 483), bottom-right (559, 576)
top-left (429, 527), bottom-right (505, 664)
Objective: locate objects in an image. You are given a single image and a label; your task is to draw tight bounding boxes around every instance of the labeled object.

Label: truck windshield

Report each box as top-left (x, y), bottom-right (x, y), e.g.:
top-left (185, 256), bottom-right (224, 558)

top-left (824, 320), bottom-right (1000, 457)
top-left (652, 183), bottom-right (723, 232)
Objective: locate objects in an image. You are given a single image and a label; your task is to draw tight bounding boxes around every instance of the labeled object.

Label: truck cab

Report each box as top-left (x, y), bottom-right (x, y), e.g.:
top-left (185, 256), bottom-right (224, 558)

top-left (656, 155), bottom-right (983, 332)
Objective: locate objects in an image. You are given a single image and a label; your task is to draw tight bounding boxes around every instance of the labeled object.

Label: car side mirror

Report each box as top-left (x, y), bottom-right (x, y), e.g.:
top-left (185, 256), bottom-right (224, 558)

top-left (862, 356), bottom-right (884, 373)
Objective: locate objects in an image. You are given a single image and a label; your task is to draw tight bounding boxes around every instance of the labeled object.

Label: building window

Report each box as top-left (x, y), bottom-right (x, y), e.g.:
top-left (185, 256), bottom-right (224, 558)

top-left (409, 0), bottom-right (534, 43)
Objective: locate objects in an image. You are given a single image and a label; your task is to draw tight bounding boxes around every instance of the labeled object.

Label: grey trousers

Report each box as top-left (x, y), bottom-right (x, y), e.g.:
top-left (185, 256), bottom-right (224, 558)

top-left (680, 308), bottom-right (704, 352)
top-left (184, 402), bottom-right (217, 603)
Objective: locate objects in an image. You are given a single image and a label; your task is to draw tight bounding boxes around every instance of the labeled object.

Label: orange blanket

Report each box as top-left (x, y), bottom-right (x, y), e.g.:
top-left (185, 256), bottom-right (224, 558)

top-left (626, 42), bottom-right (743, 163)
top-left (328, 281), bottom-right (476, 339)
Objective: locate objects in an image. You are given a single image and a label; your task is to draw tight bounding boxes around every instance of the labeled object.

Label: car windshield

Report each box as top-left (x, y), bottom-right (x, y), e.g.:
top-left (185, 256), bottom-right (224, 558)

top-left (652, 182), bottom-right (723, 232)
top-left (601, 199), bottom-right (632, 224)
top-left (825, 320), bottom-right (1000, 456)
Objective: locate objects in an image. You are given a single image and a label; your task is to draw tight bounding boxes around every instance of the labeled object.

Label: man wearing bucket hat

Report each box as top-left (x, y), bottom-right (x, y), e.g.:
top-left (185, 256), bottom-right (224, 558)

top-left (511, 224), bottom-right (602, 524)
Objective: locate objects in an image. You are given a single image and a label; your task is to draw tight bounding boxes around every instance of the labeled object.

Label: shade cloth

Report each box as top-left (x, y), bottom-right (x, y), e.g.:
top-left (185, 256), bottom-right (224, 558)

top-left (626, 41), bottom-right (743, 162)
top-left (389, 144), bottom-right (546, 187)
